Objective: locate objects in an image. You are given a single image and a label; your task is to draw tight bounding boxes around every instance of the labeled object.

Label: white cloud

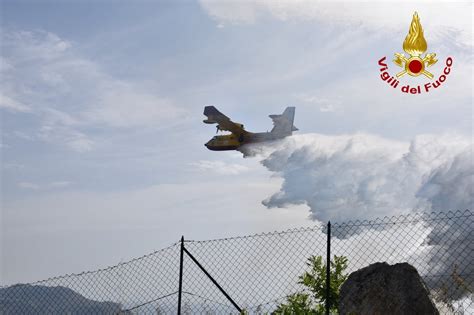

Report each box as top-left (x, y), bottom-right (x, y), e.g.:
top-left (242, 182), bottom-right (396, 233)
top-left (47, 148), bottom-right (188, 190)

top-left (66, 136), bottom-right (94, 153)
top-left (190, 160), bottom-right (251, 175)
top-left (17, 180), bottom-right (72, 191)
top-left (12, 131), bottom-right (35, 141)
top-left (296, 94), bottom-right (341, 113)
top-left (84, 81), bottom-right (186, 128)
top-left (1, 30), bottom-right (187, 151)
top-left (38, 125), bottom-right (94, 153)
top-left (32, 107), bottom-right (94, 152)
top-left (2, 163), bottom-right (25, 171)
top-left (319, 104), bottom-right (335, 113)
top-left (0, 94), bottom-right (31, 113)
top-left (199, 0), bottom-right (262, 24)
top-left (199, 1), bottom-right (472, 46)
top-left (49, 181), bottom-right (72, 188)
top-left (17, 182), bottom-right (40, 190)
top-left (0, 56), bottom-right (14, 73)
top-left (2, 30), bottom-right (72, 63)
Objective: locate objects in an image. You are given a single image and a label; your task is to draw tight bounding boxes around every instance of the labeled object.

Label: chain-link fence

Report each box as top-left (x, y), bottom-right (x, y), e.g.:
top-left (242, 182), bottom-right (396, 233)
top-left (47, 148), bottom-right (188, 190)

top-left (1, 210), bottom-right (472, 314)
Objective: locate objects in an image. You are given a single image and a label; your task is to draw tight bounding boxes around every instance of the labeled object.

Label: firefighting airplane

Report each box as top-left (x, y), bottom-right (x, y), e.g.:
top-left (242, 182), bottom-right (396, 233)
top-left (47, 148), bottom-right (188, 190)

top-left (203, 106), bottom-right (298, 151)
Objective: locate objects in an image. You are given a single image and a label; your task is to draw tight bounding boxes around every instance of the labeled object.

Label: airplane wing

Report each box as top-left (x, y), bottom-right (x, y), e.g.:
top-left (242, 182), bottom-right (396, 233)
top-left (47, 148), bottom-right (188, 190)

top-left (203, 106), bottom-right (248, 135)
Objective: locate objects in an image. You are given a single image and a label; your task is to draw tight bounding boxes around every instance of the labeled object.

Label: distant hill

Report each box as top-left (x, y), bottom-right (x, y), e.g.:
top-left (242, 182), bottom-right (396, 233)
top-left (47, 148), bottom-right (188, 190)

top-left (0, 284), bottom-right (130, 314)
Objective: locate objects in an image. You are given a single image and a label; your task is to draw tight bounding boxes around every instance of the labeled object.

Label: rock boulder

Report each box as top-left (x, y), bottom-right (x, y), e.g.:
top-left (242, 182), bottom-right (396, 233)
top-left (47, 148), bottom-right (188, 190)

top-left (339, 262), bottom-right (438, 315)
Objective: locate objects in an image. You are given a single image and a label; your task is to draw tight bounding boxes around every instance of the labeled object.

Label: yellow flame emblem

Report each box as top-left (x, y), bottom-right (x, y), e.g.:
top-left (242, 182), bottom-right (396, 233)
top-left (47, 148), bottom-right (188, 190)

top-left (403, 12), bottom-right (427, 56)
top-left (393, 12), bottom-right (437, 79)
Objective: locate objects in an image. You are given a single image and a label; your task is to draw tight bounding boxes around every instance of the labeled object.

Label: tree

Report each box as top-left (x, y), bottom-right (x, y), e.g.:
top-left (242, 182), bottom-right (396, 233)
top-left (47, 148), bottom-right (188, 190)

top-left (274, 255), bottom-right (348, 315)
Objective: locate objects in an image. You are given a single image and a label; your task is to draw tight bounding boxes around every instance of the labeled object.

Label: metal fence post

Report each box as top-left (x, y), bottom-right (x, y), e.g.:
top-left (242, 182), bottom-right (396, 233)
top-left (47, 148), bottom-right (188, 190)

top-left (326, 221), bottom-right (331, 315)
top-left (177, 236), bottom-right (184, 315)
top-left (182, 246), bottom-right (242, 313)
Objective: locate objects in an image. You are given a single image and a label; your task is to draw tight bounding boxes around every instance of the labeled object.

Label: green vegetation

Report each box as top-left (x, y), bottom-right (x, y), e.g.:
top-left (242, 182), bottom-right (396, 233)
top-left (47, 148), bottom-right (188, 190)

top-left (274, 255), bottom-right (348, 315)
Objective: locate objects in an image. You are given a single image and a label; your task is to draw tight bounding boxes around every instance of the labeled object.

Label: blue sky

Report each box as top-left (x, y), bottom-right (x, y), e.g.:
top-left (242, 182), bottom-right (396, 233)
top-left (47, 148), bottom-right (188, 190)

top-left (1, 1), bottom-right (472, 284)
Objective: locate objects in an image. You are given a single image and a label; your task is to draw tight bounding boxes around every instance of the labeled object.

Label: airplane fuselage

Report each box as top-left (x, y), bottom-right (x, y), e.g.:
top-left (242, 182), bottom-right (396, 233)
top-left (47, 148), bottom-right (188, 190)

top-left (204, 132), bottom-right (285, 151)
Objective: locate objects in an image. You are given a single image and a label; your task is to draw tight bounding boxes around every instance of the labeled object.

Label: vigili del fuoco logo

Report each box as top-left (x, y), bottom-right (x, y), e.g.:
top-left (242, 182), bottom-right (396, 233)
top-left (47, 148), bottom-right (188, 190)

top-left (378, 12), bottom-right (453, 94)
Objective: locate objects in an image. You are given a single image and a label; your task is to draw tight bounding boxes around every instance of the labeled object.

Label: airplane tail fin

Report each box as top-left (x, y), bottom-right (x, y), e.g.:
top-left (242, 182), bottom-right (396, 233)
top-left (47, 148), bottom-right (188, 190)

top-left (269, 107), bottom-right (298, 137)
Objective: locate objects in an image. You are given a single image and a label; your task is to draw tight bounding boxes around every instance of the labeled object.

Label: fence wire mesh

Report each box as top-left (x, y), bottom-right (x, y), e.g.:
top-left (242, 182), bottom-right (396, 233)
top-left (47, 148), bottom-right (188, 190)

top-left (1, 210), bottom-right (472, 314)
